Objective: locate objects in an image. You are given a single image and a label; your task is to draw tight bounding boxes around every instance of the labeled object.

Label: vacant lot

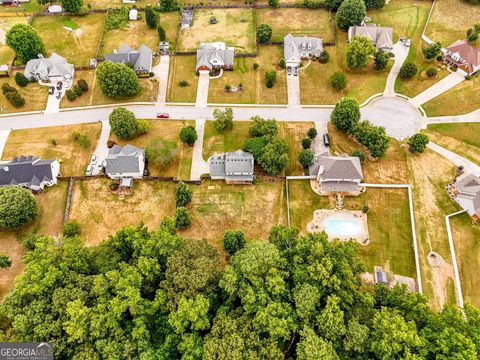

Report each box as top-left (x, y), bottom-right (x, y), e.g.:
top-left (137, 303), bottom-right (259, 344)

top-left (3, 124), bottom-right (101, 176)
top-left (167, 56), bottom-right (199, 103)
top-left (85, 0), bottom-right (158, 9)
top-left (0, 75), bottom-right (48, 113)
top-left (425, 0), bottom-right (478, 46)
top-left (69, 179), bottom-right (177, 245)
top-left (0, 17), bottom-right (29, 65)
top-left (256, 8), bottom-right (335, 43)
top-left (178, 9), bottom-right (256, 52)
top-left (209, 46), bottom-right (287, 104)
top-left (32, 14), bottom-right (105, 66)
top-left (110, 120), bottom-right (194, 180)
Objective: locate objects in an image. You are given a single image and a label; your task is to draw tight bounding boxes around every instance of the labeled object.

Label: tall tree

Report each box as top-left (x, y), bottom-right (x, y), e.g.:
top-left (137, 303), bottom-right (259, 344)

top-left (336, 0), bottom-right (366, 31)
top-left (97, 61), bottom-right (140, 99)
top-left (0, 186), bottom-right (38, 229)
top-left (346, 36), bottom-right (375, 69)
top-left (330, 97), bottom-right (361, 133)
top-left (6, 24), bottom-right (45, 64)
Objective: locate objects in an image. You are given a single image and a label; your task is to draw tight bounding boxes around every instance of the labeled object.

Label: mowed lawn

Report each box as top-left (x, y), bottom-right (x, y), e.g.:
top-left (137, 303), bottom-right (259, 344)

top-left (167, 56), bottom-right (198, 103)
top-left (0, 75), bottom-right (48, 113)
top-left (32, 14), bottom-right (105, 66)
top-left (3, 124), bottom-right (101, 176)
top-left (69, 179), bottom-right (177, 246)
top-left (209, 46), bottom-right (287, 104)
top-left (0, 17), bottom-right (29, 65)
top-left (178, 9), bottom-right (256, 52)
top-left (109, 120), bottom-right (194, 180)
top-left (256, 8), bottom-right (335, 43)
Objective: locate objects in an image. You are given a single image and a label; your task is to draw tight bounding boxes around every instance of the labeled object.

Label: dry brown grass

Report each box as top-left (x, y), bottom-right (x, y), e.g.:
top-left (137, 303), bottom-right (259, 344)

top-left (0, 75), bottom-right (49, 114)
top-left (167, 56), bottom-right (199, 103)
top-left (0, 17), bottom-right (29, 65)
top-left (0, 233), bottom-right (25, 299)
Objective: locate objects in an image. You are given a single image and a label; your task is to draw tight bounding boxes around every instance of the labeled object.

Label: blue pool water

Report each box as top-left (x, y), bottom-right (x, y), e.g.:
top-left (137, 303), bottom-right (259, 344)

top-left (325, 219), bottom-right (362, 237)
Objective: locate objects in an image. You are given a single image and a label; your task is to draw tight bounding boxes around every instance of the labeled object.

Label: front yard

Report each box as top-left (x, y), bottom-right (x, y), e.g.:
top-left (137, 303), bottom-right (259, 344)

top-left (167, 56), bottom-right (199, 103)
top-left (0, 17), bottom-right (29, 65)
top-left (0, 75), bottom-right (48, 113)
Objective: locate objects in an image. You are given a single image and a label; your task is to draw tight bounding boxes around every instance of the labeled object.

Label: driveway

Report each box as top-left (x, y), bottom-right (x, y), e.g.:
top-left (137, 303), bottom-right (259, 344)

top-left (427, 142), bottom-right (480, 176)
top-left (91, 120), bottom-right (111, 175)
top-left (384, 41), bottom-right (409, 96)
top-left (311, 121), bottom-right (329, 156)
top-left (286, 72), bottom-right (300, 108)
top-left (409, 72), bottom-right (465, 107)
top-left (427, 108), bottom-right (480, 124)
top-left (190, 118), bottom-right (210, 180)
top-left (153, 55), bottom-right (170, 104)
top-left (45, 91), bottom-right (63, 113)
top-left (196, 71), bottom-right (210, 107)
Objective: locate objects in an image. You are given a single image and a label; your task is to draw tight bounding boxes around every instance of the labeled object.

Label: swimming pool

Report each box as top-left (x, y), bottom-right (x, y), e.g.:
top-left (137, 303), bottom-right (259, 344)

top-left (324, 219), bottom-right (362, 237)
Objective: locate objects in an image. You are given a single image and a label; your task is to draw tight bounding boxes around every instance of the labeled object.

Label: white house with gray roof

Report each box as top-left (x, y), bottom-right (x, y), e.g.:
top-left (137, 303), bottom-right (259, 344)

top-left (196, 42), bottom-right (234, 72)
top-left (0, 156), bottom-right (60, 192)
top-left (283, 33), bottom-right (323, 68)
top-left (104, 44), bottom-right (153, 74)
top-left (24, 53), bottom-right (74, 82)
top-left (105, 144), bottom-right (145, 179)
top-left (452, 173), bottom-right (480, 221)
top-left (348, 26), bottom-right (393, 51)
top-left (309, 154), bottom-right (363, 193)
top-left (208, 150), bottom-right (254, 184)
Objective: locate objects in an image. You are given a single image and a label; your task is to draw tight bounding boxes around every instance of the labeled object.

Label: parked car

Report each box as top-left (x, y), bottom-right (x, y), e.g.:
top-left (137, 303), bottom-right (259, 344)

top-left (293, 67), bottom-right (298, 76)
top-left (323, 133), bottom-right (330, 147)
top-left (86, 164), bottom-right (93, 176)
top-left (48, 86), bottom-right (55, 95)
top-left (90, 155), bottom-right (97, 164)
top-left (156, 113), bottom-right (170, 119)
top-left (287, 67), bottom-right (292, 76)
top-left (56, 82), bottom-right (63, 91)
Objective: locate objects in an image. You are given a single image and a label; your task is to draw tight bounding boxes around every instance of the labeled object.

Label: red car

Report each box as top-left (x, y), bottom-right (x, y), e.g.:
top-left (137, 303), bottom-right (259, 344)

top-left (156, 113), bottom-right (170, 119)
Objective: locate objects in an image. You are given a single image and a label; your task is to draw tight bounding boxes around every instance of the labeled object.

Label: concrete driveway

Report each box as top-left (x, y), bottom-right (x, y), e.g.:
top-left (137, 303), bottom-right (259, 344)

top-left (410, 72), bottom-right (465, 107)
top-left (196, 71), bottom-right (210, 107)
top-left (384, 41), bottom-right (409, 96)
top-left (45, 91), bottom-right (63, 113)
top-left (190, 118), bottom-right (210, 180)
top-left (311, 121), bottom-right (329, 155)
top-left (91, 120), bottom-right (111, 175)
top-left (153, 55), bottom-right (170, 104)
top-left (287, 72), bottom-right (300, 108)
top-left (427, 142), bottom-right (480, 176)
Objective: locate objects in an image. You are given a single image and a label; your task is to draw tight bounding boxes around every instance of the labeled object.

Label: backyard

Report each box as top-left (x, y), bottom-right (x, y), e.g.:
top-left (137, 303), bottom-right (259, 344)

top-left (0, 16), bottom-right (29, 65)
top-left (0, 74), bottom-right (48, 113)
top-left (167, 56), bottom-right (198, 103)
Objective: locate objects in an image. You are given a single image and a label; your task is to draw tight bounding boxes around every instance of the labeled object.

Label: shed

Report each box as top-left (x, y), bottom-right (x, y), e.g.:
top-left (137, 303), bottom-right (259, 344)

top-left (129, 9), bottom-right (138, 21)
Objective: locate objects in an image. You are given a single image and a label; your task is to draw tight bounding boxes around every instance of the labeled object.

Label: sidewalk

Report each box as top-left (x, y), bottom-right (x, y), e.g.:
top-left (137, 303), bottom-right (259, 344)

top-left (409, 72), bottom-right (465, 107)
top-left (153, 55), bottom-right (170, 104)
top-left (190, 119), bottom-right (209, 180)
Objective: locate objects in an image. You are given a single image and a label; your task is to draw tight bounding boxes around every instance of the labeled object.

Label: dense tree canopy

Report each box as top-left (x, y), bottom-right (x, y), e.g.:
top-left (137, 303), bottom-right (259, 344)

top-left (6, 24), bottom-right (45, 64)
top-left (257, 24), bottom-right (273, 43)
top-left (97, 61), bottom-right (140, 99)
top-left (61, 0), bottom-right (83, 13)
top-left (109, 107), bottom-right (139, 140)
top-left (213, 108), bottom-right (234, 133)
top-left (0, 186), bottom-right (38, 229)
top-left (346, 36), bottom-right (375, 69)
top-left (336, 0), bottom-right (366, 31)
top-left (330, 97), bottom-right (361, 133)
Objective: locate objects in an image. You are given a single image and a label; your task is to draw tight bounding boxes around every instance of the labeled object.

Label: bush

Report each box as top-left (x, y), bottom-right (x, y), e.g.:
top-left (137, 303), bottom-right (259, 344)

top-left (145, 5), bottom-right (160, 28)
top-left (176, 181), bottom-right (193, 207)
top-left (109, 107), bottom-right (138, 140)
top-left (175, 207), bottom-right (192, 229)
top-left (63, 220), bottom-right (81, 237)
top-left (224, 84), bottom-right (231, 91)
top-left (179, 125), bottom-right (197, 145)
top-left (353, 121), bottom-right (389, 158)
top-left (265, 70), bottom-right (277, 88)
top-left (269, 0), bottom-right (279, 7)
top-left (336, 0), bottom-right (366, 31)
top-left (362, 204), bottom-right (369, 214)
top-left (145, 136), bottom-right (177, 167)
top-left (72, 131), bottom-right (91, 148)
top-left (136, 119), bottom-right (150, 136)
top-left (257, 23), bottom-right (273, 44)
top-left (351, 149), bottom-right (366, 161)
top-left (318, 50), bottom-right (330, 64)
top-left (179, 80), bottom-right (189, 87)
top-left (223, 230), bottom-right (246, 256)
top-left (330, 71), bottom-right (347, 90)
top-left (2, 83), bottom-right (25, 108)
top-left (399, 62), bottom-right (417, 80)
top-left (157, 25), bottom-right (166, 41)
top-left (304, 0), bottom-right (324, 8)
top-left (364, 0), bottom-right (385, 9)
top-left (253, 63), bottom-right (259, 70)
top-left (436, 55), bottom-right (443, 62)
top-left (346, 36), bottom-right (375, 69)
top-left (301, 138), bottom-right (312, 149)
top-left (14, 72), bottom-right (29, 87)
top-left (374, 49), bottom-right (389, 71)
top-left (298, 149), bottom-right (315, 168)
top-left (213, 107), bottom-right (234, 133)
top-left (422, 42), bottom-right (442, 60)
top-left (65, 89), bottom-right (77, 101)
top-left (249, 116), bottom-right (278, 137)
top-left (426, 66), bottom-right (438, 78)
top-left (278, 58), bottom-right (286, 69)
top-left (77, 79), bottom-right (88, 92)
top-left (331, 97), bottom-right (360, 133)
top-left (408, 133), bottom-right (429, 153)
top-left (0, 186), bottom-right (38, 229)
top-left (307, 127), bottom-right (318, 139)
top-left (73, 84), bottom-right (83, 97)
top-left (0, 254), bottom-right (12, 269)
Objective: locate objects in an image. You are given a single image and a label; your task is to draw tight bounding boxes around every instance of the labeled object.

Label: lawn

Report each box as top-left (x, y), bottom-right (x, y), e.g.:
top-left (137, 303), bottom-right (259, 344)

top-left (167, 55), bottom-right (198, 103)
top-left (256, 8), bottom-right (335, 43)
top-left (0, 16), bottom-right (29, 65)
top-left (69, 179), bottom-right (177, 246)
top-left (3, 123), bottom-right (101, 176)
top-left (0, 74), bottom-right (48, 113)
top-left (85, 0), bottom-right (158, 9)
top-left (422, 76), bottom-right (480, 116)
top-left (177, 9), bottom-right (256, 53)
top-left (208, 46), bottom-right (287, 104)
top-left (422, 123), bottom-right (480, 166)
top-left (0, 2), bottom-right (44, 13)
top-left (425, 0), bottom-right (479, 46)
top-left (32, 14), bottom-right (105, 66)
top-left (109, 119), bottom-right (194, 180)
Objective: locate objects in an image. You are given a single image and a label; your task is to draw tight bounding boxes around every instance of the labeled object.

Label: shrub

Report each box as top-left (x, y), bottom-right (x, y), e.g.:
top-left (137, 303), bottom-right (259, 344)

top-left (253, 63), bottom-right (259, 70)
top-left (257, 23), bottom-right (273, 44)
top-left (104, 7), bottom-right (129, 30)
top-left (107, 139), bottom-right (116, 148)
top-left (426, 67), bottom-right (438, 78)
top-left (63, 221), bottom-right (81, 237)
top-left (330, 71), bottom-right (347, 90)
top-left (65, 89), bottom-right (77, 101)
top-left (269, 0), bottom-right (279, 6)
top-left (307, 127), bottom-right (318, 139)
top-left (301, 138), bottom-right (312, 149)
top-left (2, 83), bottom-right (25, 107)
top-left (364, 0), bottom-right (385, 9)
top-left (72, 131), bottom-right (91, 148)
top-left (408, 133), bottom-right (429, 153)
top-left (50, 139), bottom-right (57, 146)
top-left (176, 181), bottom-right (193, 207)
top-left (224, 84), bottom-right (231, 91)
top-left (157, 25), bottom-right (166, 41)
top-left (145, 5), bottom-right (160, 28)
top-left (265, 70), bottom-right (277, 88)
top-left (278, 58), bottom-right (286, 69)
top-left (346, 36), bottom-right (375, 69)
top-left (175, 207), bottom-right (192, 229)
top-left (422, 42), bottom-right (442, 60)
top-left (318, 50), bottom-right (330, 64)
top-left (249, 116), bottom-right (278, 137)
top-left (436, 55), bottom-right (443, 62)
top-left (0, 186), bottom-right (38, 229)
top-left (109, 107), bottom-right (138, 140)
top-left (179, 125), bottom-right (197, 145)
top-left (298, 149), bottom-right (315, 168)
top-left (374, 49), bottom-right (389, 71)
top-left (15, 72), bottom-right (29, 87)
top-left (362, 204), bottom-right (369, 214)
top-left (179, 80), bottom-right (189, 87)
top-left (304, 0), bottom-right (323, 8)
top-left (21, 234), bottom-right (40, 251)
top-left (145, 136), bottom-right (177, 167)
top-left (223, 230), bottom-right (246, 256)
top-left (353, 121), bottom-right (389, 158)
top-left (331, 97), bottom-right (360, 133)
top-left (77, 79), bottom-right (88, 92)
top-left (73, 84), bottom-right (83, 97)
top-left (351, 149), bottom-right (366, 161)
top-left (0, 254), bottom-right (12, 269)
top-left (399, 62), bottom-right (417, 80)
top-left (213, 107), bottom-right (234, 133)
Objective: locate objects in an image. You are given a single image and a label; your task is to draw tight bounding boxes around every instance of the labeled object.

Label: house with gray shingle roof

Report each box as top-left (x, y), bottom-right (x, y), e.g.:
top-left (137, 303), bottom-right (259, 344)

top-left (452, 173), bottom-right (480, 220)
top-left (0, 156), bottom-right (60, 192)
top-left (309, 154), bottom-right (363, 193)
top-left (24, 53), bottom-right (74, 82)
top-left (196, 42), bottom-right (234, 72)
top-left (104, 44), bottom-right (153, 74)
top-left (283, 34), bottom-right (323, 68)
top-left (105, 144), bottom-right (145, 179)
top-left (208, 150), bottom-right (254, 184)
top-left (348, 26), bottom-right (394, 51)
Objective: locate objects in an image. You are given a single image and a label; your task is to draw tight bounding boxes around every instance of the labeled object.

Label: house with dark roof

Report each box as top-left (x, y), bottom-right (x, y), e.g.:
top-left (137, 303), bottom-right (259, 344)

top-left (309, 154), bottom-right (363, 193)
top-left (196, 42), bottom-right (234, 72)
top-left (105, 144), bottom-right (145, 179)
top-left (104, 44), bottom-right (153, 74)
top-left (0, 156), bottom-right (60, 192)
top-left (24, 53), bottom-right (74, 82)
top-left (452, 173), bottom-right (480, 220)
top-left (208, 150), bottom-right (254, 184)
top-left (348, 26), bottom-right (393, 51)
top-left (443, 40), bottom-right (480, 75)
top-left (283, 34), bottom-right (323, 69)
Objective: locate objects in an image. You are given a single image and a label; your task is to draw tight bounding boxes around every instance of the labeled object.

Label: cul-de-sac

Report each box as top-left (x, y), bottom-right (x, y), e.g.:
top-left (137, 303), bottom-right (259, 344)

top-left (0, 0), bottom-right (479, 358)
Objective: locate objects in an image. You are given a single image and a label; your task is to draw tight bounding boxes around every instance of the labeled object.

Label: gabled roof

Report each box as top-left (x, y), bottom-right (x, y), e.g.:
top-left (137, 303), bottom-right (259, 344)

top-left (311, 155), bottom-right (363, 180)
top-left (283, 33), bottom-right (324, 63)
top-left (348, 26), bottom-right (394, 50)
top-left (196, 42), bottom-right (234, 71)
top-left (0, 156), bottom-right (58, 188)
top-left (104, 44), bottom-right (153, 72)
top-left (24, 53), bottom-right (74, 80)
top-left (208, 150), bottom-right (254, 180)
top-left (105, 145), bottom-right (145, 174)
top-left (454, 173), bottom-right (480, 195)
top-left (446, 40), bottom-right (480, 69)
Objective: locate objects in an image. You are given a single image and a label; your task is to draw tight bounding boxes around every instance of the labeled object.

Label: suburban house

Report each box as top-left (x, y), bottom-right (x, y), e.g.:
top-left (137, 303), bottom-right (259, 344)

top-left (450, 173), bottom-right (480, 221)
top-left (443, 40), bottom-right (480, 76)
top-left (348, 26), bottom-right (394, 51)
top-left (0, 156), bottom-right (60, 192)
top-left (283, 33), bottom-right (323, 68)
top-left (196, 42), bottom-right (234, 72)
top-left (24, 53), bottom-right (74, 82)
top-left (208, 150), bottom-right (254, 184)
top-left (309, 154), bottom-right (363, 193)
top-left (105, 144), bottom-right (145, 179)
top-left (104, 44), bottom-right (153, 74)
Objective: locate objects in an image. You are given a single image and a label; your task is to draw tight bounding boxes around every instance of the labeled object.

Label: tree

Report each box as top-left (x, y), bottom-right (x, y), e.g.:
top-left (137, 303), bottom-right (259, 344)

top-left (2, 83), bottom-right (25, 108)
top-left (109, 107), bottom-right (138, 140)
top-left (353, 121), bottom-right (390, 158)
top-left (268, 0), bottom-right (279, 7)
top-left (213, 108), bottom-right (234, 133)
top-left (265, 70), bottom-right (277, 88)
top-left (61, 0), bottom-right (83, 13)
top-left (146, 136), bottom-right (178, 166)
top-left (257, 24), bottom-right (273, 44)
top-left (278, 58), bottom-right (286, 69)
top-left (422, 42), bottom-right (442, 60)
top-left (304, 0), bottom-right (324, 8)
top-left (14, 72), bottom-right (28, 87)
top-left (63, 220), bottom-right (81, 237)
top-left (318, 50), bottom-right (330, 63)
top-left (323, 0), bottom-right (344, 10)
top-left (0, 186), bottom-right (38, 229)
top-left (307, 127), bottom-right (317, 139)
top-left (330, 71), bottom-right (347, 90)
top-left (223, 230), bottom-right (246, 256)
top-left (179, 125), bottom-right (197, 145)
top-left (297, 327), bottom-right (339, 360)
top-left (364, 0), bottom-right (385, 9)
top-left (351, 149), bottom-right (366, 161)
top-left (331, 97), bottom-right (360, 133)
top-left (6, 24), bottom-right (45, 64)
top-left (408, 133), bottom-right (429, 153)
top-left (336, 0), bottom-right (366, 31)
top-left (258, 137), bottom-right (290, 176)
top-left (175, 207), bottom-right (192, 229)
top-left (301, 138), bottom-right (312, 149)
top-left (467, 23), bottom-right (480, 42)
top-left (78, 79), bottom-right (88, 92)
top-left (96, 61), bottom-right (140, 99)
top-left (249, 116), bottom-right (278, 137)
top-left (158, 25), bottom-right (166, 41)
top-left (145, 5), bottom-right (160, 28)
top-left (176, 181), bottom-right (192, 207)
top-left (426, 66), bottom-right (438, 78)
top-left (298, 149), bottom-right (314, 168)
top-left (374, 49), bottom-right (389, 70)
top-left (346, 36), bottom-right (375, 69)
top-left (0, 254), bottom-right (12, 268)
top-left (159, 0), bottom-right (179, 12)
top-left (399, 62), bottom-right (417, 80)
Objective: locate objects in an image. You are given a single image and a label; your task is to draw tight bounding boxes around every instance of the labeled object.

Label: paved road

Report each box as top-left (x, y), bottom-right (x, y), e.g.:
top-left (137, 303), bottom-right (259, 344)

top-left (190, 118), bottom-right (210, 180)
top-left (153, 55), bottom-right (170, 104)
top-left (384, 41), bottom-right (409, 97)
top-left (312, 121), bottom-right (328, 155)
top-left (427, 141), bottom-right (480, 176)
top-left (410, 72), bottom-right (465, 107)
top-left (91, 120), bottom-right (111, 175)
top-left (286, 72), bottom-right (300, 108)
top-left (196, 71), bottom-right (210, 107)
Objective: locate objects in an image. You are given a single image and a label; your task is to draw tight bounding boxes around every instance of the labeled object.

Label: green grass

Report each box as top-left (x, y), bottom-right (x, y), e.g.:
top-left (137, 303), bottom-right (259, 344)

top-left (167, 56), bottom-right (199, 103)
top-left (63, 17), bottom-right (79, 30)
top-left (0, 17), bottom-right (29, 65)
